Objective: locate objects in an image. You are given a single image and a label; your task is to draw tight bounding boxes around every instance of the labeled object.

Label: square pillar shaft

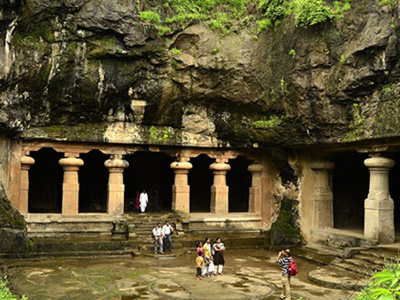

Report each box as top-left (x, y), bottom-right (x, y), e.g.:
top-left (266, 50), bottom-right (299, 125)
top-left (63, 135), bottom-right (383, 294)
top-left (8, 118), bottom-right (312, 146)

top-left (171, 160), bottom-right (192, 214)
top-left (210, 161), bottom-right (230, 214)
top-left (19, 155), bottom-right (35, 215)
top-left (310, 160), bottom-right (335, 229)
top-left (248, 163), bottom-right (263, 213)
top-left (105, 156), bottom-right (129, 215)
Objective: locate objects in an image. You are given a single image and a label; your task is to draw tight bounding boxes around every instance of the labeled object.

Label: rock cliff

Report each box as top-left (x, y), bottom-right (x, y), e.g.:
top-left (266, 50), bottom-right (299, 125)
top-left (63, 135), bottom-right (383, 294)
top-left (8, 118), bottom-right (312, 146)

top-left (1, 0), bottom-right (400, 147)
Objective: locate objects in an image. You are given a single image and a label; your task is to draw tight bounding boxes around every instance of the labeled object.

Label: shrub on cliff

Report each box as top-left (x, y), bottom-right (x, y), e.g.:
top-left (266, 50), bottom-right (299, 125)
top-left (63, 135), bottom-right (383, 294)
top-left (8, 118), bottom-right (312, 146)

top-left (0, 277), bottom-right (27, 300)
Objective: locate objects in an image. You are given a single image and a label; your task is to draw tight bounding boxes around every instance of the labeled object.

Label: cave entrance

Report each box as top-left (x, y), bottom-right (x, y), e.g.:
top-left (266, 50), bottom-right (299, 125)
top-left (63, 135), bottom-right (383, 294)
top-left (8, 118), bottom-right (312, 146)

top-left (28, 148), bottom-right (63, 213)
top-left (189, 154), bottom-right (213, 212)
top-left (227, 156), bottom-right (252, 212)
top-left (124, 152), bottom-right (174, 213)
top-left (79, 150), bottom-right (108, 213)
top-left (332, 152), bottom-right (369, 231)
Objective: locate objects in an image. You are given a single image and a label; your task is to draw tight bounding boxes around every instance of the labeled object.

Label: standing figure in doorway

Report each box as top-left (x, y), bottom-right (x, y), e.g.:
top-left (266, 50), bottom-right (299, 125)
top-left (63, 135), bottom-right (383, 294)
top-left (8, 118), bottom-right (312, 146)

top-left (153, 189), bottom-right (161, 212)
top-left (212, 237), bottom-right (225, 275)
top-left (162, 220), bottom-right (174, 252)
top-left (139, 189), bottom-right (148, 213)
top-left (134, 190), bottom-right (140, 211)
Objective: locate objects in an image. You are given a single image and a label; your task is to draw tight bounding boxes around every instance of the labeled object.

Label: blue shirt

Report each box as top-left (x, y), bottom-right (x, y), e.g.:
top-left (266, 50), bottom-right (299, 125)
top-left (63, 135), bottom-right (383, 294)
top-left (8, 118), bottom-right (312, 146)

top-left (278, 257), bottom-right (291, 276)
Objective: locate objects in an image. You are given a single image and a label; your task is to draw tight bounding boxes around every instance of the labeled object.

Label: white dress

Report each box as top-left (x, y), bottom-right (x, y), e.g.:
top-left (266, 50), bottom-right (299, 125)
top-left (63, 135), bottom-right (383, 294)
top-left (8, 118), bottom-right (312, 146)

top-left (139, 192), bottom-right (148, 212)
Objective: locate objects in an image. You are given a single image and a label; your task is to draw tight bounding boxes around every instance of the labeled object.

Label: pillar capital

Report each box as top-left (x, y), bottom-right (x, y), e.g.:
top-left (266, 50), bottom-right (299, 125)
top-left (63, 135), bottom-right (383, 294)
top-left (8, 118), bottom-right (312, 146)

top-left (21, 155), bottom-right (35, 166)
top-left (210, 162), bottom-right (231, 173)
top-left (59, 157), bottom-right (84, 168)
top-left (248, 163), bottom-right (263, 173)
top-left (105, 156), bottom-right (129, 171)
top-left (170, 160), bottom-right (193, 172)
top-left (364, 156), bottom-right (395, 169)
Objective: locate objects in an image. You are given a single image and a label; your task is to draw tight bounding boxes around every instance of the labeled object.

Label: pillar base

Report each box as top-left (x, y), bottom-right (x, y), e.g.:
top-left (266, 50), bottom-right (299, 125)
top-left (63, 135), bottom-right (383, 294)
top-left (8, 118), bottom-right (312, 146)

top-left (364, 199), bottom-right (395, 244)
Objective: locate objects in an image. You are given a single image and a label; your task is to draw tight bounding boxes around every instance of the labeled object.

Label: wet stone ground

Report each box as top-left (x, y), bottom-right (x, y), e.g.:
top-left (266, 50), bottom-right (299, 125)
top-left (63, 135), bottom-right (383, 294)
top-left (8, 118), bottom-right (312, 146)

top-left (5, 249), bottom-right (358, 300)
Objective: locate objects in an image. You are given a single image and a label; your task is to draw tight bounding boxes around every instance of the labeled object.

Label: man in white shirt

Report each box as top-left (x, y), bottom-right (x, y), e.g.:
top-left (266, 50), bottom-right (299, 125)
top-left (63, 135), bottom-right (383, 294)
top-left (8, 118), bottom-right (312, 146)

top-left (152, 222), bottom-right (164, 254)
top-left (162, 220), bottom-right (174, 252)
top-left (139, 189), bottom-right (148, 213)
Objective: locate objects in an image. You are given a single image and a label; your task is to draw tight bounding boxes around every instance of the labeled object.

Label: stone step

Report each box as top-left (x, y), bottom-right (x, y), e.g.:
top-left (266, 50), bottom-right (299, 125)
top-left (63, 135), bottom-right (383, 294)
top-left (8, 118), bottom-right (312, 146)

top-left (308, 266), bottom-right (367, 290)
top-left (344, 258), bottom-right (383, 273)
top-left (330, 258), bottom-right (375, 277)
top-left (353, 253), bottom-right (386, 268)
top-left (310, 228), bottom-right (378, 248)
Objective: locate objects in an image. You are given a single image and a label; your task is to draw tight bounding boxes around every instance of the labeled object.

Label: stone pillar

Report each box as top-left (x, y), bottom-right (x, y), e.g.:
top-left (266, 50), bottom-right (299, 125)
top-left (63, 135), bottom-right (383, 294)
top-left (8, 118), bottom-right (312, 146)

top-left (105, 154), bottom-right (129, 215)
top-left (310, 159), bottom-right (335, 229)
top-left (170, 156), bottom-right (192, 213)
top-left (59, 155), bottom-right (84, 215)
top-left (19, 154), bottom-right (35, 215)
top-left (248, 163), bottom-right (263, 213)
top-left (364, 155), bottom-right (395, 244)
top-left (210, 159), bottom-right (231, 214)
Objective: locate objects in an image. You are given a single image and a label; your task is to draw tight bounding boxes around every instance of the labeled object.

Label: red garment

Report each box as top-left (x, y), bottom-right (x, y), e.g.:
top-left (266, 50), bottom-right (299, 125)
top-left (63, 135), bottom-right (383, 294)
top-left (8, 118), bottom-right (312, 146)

top-left (134, 191), bottom-right (140, 210)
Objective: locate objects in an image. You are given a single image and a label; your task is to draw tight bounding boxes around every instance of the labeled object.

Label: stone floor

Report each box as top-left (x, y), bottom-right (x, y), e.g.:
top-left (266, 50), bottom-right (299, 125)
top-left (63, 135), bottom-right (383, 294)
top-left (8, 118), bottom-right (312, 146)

top-left (4, 248), bottom-right (360, 300)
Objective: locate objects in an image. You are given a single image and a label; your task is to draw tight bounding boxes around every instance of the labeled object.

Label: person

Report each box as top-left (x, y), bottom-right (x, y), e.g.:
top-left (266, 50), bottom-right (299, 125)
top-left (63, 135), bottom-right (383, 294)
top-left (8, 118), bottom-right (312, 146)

top-left (134, 190), bottom-right (140, 211)
top-left (196, 251), bottom-right (204, 280)
top-left (152, 222), bottom-right (164, 254)
top-left (207, 256), bottom-right (216, 277)
top-left (275, 249), bottom-right (292, 300)
top-left (202, 237), bottom-right (212, 276)
top-left (162, 220), bottom-right (174, 252)
top-left (212, 237), bottom-right (225, 275)
top-left (139, 189), bottom-right (148, 213)
top-left (153, 190), bottom-right (161, 212)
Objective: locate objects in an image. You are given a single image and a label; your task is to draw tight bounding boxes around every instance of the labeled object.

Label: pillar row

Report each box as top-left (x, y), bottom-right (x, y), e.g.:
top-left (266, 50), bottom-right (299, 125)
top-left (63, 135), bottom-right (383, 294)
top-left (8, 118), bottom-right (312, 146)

top-left (59, 156), bottom-right (84, 215)
top-left (170, 157), bottom-right (192, 214)
top-left (105, 155), bottom-right (129, 215)
top-left (364, 155), bottom-right (395, 244)
top-left (210, 160), bottom-right (231, 214)
top-left (20, 154), bottom-right (35, 215)
top-left (310, 159), bottom-right (335, 229)
top-left (248, 163), bottom-right (263, 213)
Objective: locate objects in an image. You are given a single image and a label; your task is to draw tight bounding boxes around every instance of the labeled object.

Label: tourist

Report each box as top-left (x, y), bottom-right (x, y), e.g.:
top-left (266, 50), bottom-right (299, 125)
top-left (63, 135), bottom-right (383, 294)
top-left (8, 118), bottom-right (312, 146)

top-left (196, 251), bottom-right (204, 280)
top-left (212, 237), bottom-right (225, 275)
top-left (202, 237), bottom-right (212, 276)
top-left (152, 222), bottom-right (164, 254)
top-left (207, 256), bottom-right (216, 276)
top-left (162, 220), bottom-right (174, 252)
top-left (139, 189), bottom-right (148, 213)
top-left (275, 249), bottom-right (292, 300)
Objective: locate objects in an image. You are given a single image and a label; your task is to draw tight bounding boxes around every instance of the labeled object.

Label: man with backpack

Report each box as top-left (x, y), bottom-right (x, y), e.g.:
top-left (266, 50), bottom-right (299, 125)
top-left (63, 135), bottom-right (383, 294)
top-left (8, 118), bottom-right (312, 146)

top-left (275, 249), bottom-right (297, 300)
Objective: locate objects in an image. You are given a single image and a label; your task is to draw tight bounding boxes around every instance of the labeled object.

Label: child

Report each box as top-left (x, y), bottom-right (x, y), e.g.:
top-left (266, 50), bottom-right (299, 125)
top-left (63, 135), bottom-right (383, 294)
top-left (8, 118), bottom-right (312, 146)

top-left (196, 251), bottom-right (204, 280)
top-left (207, 255), bottom-right (216, 277)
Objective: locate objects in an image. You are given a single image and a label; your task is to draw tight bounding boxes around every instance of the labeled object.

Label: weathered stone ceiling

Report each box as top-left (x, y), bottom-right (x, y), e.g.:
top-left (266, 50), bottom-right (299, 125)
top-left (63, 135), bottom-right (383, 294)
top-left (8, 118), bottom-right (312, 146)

top-left (1, 0), bottom-right (400, 147)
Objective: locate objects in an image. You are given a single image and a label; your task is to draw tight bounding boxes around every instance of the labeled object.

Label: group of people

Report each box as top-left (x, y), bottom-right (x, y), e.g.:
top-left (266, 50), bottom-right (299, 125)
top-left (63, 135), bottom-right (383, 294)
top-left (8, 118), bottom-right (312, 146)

top-left (195, 237), bottom-right (225, 279)
top-left (152, 220), bottom-right (174, 254)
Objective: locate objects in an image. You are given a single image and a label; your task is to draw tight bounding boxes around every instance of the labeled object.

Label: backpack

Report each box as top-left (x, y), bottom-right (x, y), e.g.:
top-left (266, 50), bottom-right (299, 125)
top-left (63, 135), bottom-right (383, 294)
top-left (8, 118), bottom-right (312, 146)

top-left (288, 257), bottom-right (298, 276)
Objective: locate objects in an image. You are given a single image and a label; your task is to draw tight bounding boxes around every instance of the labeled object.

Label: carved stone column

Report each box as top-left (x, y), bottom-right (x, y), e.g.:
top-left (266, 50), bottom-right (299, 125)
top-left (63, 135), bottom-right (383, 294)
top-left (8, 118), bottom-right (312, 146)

top-left (210, 159), bottom-right (231, 214)
top-left (248, 163), bottom-right (263, 213)
top-left (310, 159), bottom-right (335, 229)
top-left (170, 156), bottom-right (192, 213)
top-left (364, 155), bottom-right (395, 244)
top-left (105, 154), bottom-right (129, 215)
top-left (59, 155), bottom-right (84, 215)
top-left (20, 154), bottom-right (35, 215)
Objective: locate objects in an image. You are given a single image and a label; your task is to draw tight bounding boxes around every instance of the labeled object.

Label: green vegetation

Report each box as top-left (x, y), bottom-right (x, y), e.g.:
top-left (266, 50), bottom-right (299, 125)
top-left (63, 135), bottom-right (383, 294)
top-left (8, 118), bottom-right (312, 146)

top-left (137, 0), bottom-right (352, 36)
top-left (354, 256), bottom-right (400, 300)
top-left (289, 48), bottom-right (296, 58)
top-left (379, 0), bottom-right (399, 8)
top-left (342, 103), bottom-right (367, 142)
top-left (252, 115), bottom-right (283, 129)
top-left (340, 53), bottom-right (346, 63)
top-left (0, 277), bottom-right (27, 300)
top-left (169, 47), bottom-right (182, 55)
